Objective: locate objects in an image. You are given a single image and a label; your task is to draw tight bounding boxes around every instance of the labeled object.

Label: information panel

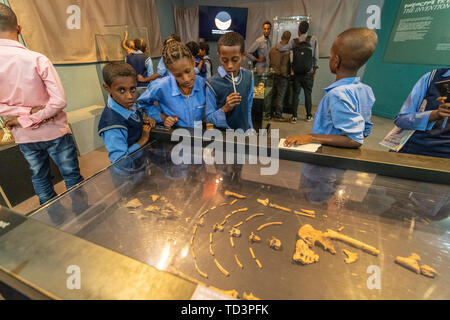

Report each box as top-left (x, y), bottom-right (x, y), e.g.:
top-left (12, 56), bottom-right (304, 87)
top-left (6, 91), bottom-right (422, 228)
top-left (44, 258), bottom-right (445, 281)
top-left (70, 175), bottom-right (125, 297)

top-left (384, 0), bottom-right (450, 65)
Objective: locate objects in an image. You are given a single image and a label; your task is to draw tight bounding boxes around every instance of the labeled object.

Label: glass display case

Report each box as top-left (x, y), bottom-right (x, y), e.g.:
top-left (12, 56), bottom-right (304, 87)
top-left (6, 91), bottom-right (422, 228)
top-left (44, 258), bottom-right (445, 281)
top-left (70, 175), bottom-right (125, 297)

top-left (20, 134), bottom-right (449, 300)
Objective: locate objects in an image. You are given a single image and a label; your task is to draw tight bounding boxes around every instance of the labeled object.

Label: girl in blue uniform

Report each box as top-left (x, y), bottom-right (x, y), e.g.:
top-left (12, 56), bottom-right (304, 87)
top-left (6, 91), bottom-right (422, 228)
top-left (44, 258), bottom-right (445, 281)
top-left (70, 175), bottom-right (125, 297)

top-left (138, 41), bottom-right (206, 129)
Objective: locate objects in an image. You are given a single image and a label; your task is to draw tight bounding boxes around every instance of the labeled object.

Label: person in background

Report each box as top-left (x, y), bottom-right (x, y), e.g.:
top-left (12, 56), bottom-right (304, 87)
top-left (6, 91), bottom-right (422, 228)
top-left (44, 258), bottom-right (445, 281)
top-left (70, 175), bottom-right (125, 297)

top-left (125, 38), bottom-right (153, 96)
top-left (288, 21), bottom-right (319, 123)
top-left (245, 21), bottom-right (272, 71)
top-left (269, 30), bottom-right (291, 121)
top-left (393, 68), bottom-right (450, 159)
top-left (0, 4), bottom-right (87, 224)
top-left (284, 28), bottom-right (378, 149)
top-left (199, 41), bottom-right (212, 79)
top-left (122, 30), bottom-right (135, 55)
top-left (138, 41), bottom-right (206, 129)
top-left (186, 41), bottom-right (204, 78)
top-left (205, 32), bottom-right (254, 131)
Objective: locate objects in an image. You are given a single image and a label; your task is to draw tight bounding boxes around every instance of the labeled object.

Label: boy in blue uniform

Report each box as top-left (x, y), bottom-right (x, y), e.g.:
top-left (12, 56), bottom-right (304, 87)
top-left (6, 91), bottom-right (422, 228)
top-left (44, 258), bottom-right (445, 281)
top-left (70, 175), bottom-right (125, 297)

top-left (98, 62), bottom-right (155, 192)
top-left (394, 68), bottom-right (450, 158)
top-left (205, 32), bottom-right (254, 131)
top-left (99, 62), bottom-right (154, 164)
top-left (285, 28), bottom-right (378, 148)
top-left (138, 41), bottom-right (206, 129)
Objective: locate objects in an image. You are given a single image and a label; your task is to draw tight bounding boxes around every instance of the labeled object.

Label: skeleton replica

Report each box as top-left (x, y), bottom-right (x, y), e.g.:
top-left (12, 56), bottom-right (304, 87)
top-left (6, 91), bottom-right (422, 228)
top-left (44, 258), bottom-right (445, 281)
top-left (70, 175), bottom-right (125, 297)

top-left (0, 117), bottom-right (14, 144)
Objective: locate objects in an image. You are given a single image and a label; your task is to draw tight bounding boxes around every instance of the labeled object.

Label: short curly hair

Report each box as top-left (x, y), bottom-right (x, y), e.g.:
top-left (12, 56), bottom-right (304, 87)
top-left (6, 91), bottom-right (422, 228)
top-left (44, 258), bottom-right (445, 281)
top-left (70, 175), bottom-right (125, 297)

top-left (102, 62), bottom-right (137, 87)
top-left (218, 32), bottom-right (245, 54)
top-left (0, 3), bottom-right (18, 32)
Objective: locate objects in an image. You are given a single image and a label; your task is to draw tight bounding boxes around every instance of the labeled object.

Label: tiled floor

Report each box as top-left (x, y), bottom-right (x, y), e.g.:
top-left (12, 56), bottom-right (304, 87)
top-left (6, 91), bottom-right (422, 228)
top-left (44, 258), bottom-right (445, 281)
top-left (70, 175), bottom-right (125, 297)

top-left (11, 106), bottom-right (394, 215)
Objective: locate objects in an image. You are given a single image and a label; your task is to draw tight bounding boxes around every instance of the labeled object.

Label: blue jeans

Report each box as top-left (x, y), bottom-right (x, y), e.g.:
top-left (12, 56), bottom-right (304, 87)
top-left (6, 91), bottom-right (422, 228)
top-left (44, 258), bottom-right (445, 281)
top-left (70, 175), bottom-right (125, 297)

top-left (19, 134), bottom-right (85, 205)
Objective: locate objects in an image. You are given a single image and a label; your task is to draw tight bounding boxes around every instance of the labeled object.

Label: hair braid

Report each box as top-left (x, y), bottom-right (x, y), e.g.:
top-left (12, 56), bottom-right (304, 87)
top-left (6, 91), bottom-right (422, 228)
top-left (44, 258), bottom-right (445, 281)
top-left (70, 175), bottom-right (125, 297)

top-left (162, 41), bottom-right (193, 68)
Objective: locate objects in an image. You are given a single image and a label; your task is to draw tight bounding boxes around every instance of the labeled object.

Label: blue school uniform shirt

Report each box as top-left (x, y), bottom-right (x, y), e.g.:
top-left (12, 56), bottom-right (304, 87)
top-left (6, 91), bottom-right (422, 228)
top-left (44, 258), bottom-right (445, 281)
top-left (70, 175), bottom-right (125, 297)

top-left (311, 77), bottom-right (375, 144)
top-left (205, 66), bottom-right (254, 129)
top-left (99, 96), bottom-right (142, 163)
top-left (394, 69), bottom-right (450, 131)
top-left (138, 73), bottom-right (206, 128)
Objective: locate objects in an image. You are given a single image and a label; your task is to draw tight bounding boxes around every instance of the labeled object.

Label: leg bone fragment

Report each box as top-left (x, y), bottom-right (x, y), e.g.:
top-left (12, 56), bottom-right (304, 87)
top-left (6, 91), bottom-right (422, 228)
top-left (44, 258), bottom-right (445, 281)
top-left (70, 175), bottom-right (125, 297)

top-left (325, 229), bottom-right (380, 256)
top-left (224, 190), bottom-right (246, 199)
top-left (269, 203), bottom-right (292, 213)
top-left (294, 210), bottom-right (315, 218)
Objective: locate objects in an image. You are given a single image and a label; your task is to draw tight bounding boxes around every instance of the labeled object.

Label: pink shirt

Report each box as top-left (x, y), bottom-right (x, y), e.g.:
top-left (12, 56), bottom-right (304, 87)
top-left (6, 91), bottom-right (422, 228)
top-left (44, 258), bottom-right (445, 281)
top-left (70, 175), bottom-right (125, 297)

top-left (0, 39), bottom-right (71, 144)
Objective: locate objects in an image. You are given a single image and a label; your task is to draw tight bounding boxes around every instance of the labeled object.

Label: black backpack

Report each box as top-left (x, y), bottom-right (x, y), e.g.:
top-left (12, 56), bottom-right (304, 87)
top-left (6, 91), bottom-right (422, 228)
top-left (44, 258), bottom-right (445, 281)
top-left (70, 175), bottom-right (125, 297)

top-left (292, 36), bottom-right (313, 75)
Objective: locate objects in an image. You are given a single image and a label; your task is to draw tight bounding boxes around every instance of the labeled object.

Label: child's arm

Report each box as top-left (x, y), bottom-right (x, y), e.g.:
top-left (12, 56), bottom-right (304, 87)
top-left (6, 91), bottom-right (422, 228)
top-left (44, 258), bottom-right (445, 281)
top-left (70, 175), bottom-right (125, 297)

top-left (394, 72), bottom-right (435, 131)
top-left (284, 134), bottom-right (361, 149)
top-left (137, 58), bottom-right (155, 83)
top-left (122, 31), bottom-right (134, 55)
top-left (285, 92), bottom-right (367, 149)
top-left (100, 124), bottom-right (151, 163)
top-left (138, 84), bottom-right (163, 124)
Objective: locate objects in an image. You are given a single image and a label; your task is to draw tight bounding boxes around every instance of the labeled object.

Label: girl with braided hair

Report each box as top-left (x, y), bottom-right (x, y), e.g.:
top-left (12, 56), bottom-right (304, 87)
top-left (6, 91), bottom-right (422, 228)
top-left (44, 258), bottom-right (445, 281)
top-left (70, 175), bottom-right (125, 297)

top-left (138, 41), bottom-right (206, 129)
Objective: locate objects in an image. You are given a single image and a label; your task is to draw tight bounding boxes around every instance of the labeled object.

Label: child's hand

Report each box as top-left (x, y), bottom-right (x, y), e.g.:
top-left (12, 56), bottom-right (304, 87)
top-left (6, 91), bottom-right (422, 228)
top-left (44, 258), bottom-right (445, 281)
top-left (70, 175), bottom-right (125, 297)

top-left (164, 116), bottom-right (178, 129)
top-left (222, 93), bottom-right (242, 112)
top-left (437, 102), bottom-right (450, 119)
top-left (144, 116), bottom-right (156, 129)
top-left (4, 117), bottom-right (20, 130)
top-left (137, 74), bottom-right (145, 82)
top-left (284, 134), bottom-right (313, 147)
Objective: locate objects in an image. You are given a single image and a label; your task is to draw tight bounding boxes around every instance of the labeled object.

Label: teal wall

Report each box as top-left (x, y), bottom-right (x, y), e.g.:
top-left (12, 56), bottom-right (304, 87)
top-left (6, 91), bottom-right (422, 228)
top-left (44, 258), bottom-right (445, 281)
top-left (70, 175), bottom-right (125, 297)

top-left (362, 0), bottom-right (449, 119)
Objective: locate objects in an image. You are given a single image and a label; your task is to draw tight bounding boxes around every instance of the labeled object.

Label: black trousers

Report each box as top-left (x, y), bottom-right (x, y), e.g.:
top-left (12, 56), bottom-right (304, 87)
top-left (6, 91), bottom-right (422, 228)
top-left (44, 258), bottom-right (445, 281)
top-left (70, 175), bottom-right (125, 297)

top-left (292, 73), bottom-right (314, 118)
top-left (270, 75), bottom-right (289, 118)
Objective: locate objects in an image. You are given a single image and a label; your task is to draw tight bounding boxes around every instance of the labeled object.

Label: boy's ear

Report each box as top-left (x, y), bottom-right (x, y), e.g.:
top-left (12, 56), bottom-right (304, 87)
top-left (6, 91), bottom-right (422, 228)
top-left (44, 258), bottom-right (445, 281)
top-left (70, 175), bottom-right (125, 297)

top-left (102, 83), bottom-right (111, 94)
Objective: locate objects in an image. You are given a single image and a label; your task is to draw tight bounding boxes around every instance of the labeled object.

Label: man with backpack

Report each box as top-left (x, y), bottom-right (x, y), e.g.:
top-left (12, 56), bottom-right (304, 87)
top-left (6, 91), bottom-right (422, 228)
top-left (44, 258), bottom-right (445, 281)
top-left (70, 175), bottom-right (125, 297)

top-left (289, 21), bottom-right (319, 123)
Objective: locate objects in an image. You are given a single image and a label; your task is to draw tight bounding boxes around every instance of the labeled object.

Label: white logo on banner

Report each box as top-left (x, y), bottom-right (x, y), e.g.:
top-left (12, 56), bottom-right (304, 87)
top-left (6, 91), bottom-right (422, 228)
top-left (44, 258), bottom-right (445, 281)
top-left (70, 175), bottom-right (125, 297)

top-left (215, 11), bottom-right (232, 31)
top-left (66, 5), bottom-right (81, 30)
top-left (366, 5), bottom-right (381, 29)
top-left (66, 265), bottom-right (81, 290)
